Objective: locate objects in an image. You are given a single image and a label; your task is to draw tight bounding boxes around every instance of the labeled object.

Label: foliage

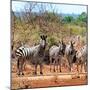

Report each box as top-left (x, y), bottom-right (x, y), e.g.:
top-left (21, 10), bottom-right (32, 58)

top-left (63, 16), bottom-right (74, 23)
top-left (74, 12), bottom-right (87, 27)
top-left (12, 3), bottom-right (87, 48)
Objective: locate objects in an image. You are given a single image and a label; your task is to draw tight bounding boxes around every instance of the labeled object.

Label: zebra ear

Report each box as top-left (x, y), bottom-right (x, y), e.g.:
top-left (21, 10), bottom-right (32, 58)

top-left (69, 41), bottom-right (72, 45)
top-left (70, 40), bottom-right (73, 44)
top-left (40, 35), bottom-right (43, 39)
top-left (45, 35), bottom-right (47, 38)
top-left (72, 41), bottom-right (75, 44)
top-left (61, 40), bottom-right (63, 44)
top-left (59, 40), bottom-right (61, 44)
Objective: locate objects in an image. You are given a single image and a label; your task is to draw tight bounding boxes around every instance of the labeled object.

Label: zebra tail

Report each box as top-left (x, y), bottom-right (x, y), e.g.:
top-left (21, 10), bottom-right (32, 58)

top-left (17, 58), bottom-right (20, 69)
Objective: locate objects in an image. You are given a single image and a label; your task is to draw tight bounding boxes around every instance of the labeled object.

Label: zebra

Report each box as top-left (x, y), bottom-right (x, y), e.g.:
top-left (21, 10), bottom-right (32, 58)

top-left (15, 35), bottom-right (47, 76)
top-left (65, 41), bottom-right (76, 72)
top-left (49, 40), bottom-right (66, 72)
top-left (76, 45), bottom-right (87, 72)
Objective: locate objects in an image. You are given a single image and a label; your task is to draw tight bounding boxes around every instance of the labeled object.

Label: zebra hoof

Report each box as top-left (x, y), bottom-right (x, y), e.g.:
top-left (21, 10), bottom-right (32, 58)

top-left (40, 72), bottom-right (43, 75)
top-left (53, 69), bottom-right (55, 72)
top-left (17, 73), bottom-right (20, 76)
top-left (77, 76), bottom-right (80, 78)
top-left (22, 73), bottom-right (24, 75)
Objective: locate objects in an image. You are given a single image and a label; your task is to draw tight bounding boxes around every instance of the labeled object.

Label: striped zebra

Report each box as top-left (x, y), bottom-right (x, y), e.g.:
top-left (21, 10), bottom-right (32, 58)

top-left (76, 45), bottom-right (87, 72)
top-left (49, 40), bottom-right (66, 72)
top-left (15, 35), bottom-right (47, 76)
top-left (65, 41), bottom-right (76, 72)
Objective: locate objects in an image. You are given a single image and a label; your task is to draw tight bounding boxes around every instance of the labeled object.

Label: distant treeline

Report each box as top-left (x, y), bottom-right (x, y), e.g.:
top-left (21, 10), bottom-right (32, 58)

top-left (11, 3), bottom-right (87, 49)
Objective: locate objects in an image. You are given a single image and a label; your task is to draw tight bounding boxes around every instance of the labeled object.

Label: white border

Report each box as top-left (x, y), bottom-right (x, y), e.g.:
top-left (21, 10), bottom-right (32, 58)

top-left (0, 0), bottom-right (90, 90)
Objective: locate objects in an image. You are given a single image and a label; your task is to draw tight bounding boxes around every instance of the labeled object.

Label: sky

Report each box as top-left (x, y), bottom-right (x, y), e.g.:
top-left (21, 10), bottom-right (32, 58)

top-left (12, 1), bottom-right (87, 14)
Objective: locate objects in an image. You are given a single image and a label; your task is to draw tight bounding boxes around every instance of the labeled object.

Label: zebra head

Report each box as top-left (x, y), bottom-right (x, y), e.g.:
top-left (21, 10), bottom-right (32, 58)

top-left (70, 41), bottom-right (75, 48)
top-left (69, 41), bottom-right (75, 55)
top-left (39, 35), bottom-right (47, 49)
top-left (59, 40), bottom-right (66, 55)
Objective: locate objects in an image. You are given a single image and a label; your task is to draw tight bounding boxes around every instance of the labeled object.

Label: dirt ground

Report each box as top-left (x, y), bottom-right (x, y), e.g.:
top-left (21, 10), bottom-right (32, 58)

top-left (11, 61), bottom-right (87, 89)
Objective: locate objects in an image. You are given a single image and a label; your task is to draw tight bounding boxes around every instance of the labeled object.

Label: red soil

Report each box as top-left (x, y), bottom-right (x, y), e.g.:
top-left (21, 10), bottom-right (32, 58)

top-left (11, 61), bottom-right (87, 89)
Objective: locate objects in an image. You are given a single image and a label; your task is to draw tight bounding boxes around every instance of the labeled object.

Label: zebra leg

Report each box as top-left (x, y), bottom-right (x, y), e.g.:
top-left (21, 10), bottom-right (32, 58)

top-left (84, 62), bottom-right (87, 79)
top-left (21, 59), bottom-right (25, 75)
top-left (56, 59), bottom-right (58, 72)
top-left (59, 59), bottom-right (61, 72)
top-left (23, 61), bottom-right (26, 71)
top-left (17, 58), bottom-right (20, 76)
top-left (76, 59), bottom-right (80, 73)
top-left (77, 64), bottom-right (79, 73)
top-left (67, 57), bottom-right (71, 72)
top-left (76, 63), bottom-right (80, 78)
top-left (68, 61), bottom-right (71, 72)
top-left (33, 64), bottom-right (37, 75)
top-left (40, 64), bottom-right (43, 75)
top-left (84, 62), bottom-right (87, 72)
top-left (53, 60), bottom-right (56, 72)
top-left (50, 58), bottom-right (52, 72)
top-left (80, 64), bottom-right (82, 73)
top-left (80, 64), bottom-right (83, 73)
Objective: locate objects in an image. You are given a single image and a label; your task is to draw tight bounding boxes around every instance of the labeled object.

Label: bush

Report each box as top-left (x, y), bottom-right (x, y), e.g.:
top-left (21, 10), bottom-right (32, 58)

top-left (48, 36), bottom-right (58, 47)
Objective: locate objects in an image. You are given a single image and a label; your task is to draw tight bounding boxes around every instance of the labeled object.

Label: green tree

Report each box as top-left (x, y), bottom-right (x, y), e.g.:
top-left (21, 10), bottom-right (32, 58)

top-left (75, 12), bottom-right (87, 27)
top-left (63, 16), bottom-right (74, 23)
top-left (78, 12), bottom-right (87, 23)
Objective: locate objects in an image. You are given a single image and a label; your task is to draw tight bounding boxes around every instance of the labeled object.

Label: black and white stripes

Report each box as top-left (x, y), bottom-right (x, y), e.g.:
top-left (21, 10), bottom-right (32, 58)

top-left (16, 45), bottom-right (31, 59)
top-left (15, 35), bottom-right (47, 76)
top-left (15, 35), bottom-right (87, 76)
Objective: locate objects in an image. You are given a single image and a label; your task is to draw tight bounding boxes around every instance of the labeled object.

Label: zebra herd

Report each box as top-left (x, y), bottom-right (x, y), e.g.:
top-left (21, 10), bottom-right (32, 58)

top-left (15, 34), bottom-right (87, 76)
